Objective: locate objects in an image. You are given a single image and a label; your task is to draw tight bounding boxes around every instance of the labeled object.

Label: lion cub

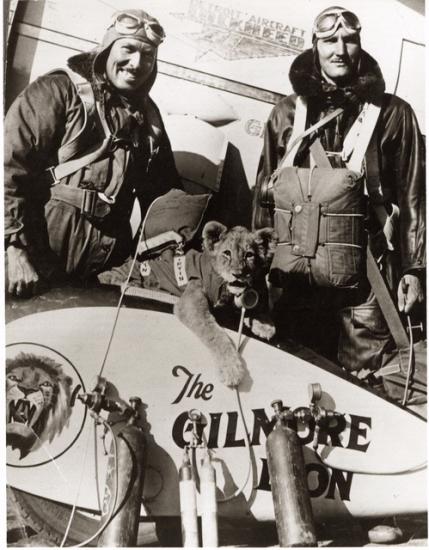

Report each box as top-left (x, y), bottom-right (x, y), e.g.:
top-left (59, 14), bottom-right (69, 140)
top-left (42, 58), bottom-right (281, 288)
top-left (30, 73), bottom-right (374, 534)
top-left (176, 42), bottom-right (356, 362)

top-left (174, 222), bottom-right (277, 387)
top-left (100, 221), bottom-right (277, 387)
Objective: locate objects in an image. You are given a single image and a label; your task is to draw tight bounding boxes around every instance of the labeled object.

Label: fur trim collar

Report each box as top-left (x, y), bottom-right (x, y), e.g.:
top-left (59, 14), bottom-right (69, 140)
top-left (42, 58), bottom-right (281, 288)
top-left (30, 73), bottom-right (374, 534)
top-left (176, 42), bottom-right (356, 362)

top-left (289, 48), bottom-right (385, 104)
top-left (67, 50), bottom-right (97, 83)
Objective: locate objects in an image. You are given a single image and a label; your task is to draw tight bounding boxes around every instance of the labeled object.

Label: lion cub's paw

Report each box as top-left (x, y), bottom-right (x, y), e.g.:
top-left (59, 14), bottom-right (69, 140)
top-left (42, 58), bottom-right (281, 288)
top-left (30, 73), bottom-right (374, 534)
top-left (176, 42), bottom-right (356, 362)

top-left (215, 347), bottom-right (246, 388)
top-left (245, 316), bottom-right (276, 341)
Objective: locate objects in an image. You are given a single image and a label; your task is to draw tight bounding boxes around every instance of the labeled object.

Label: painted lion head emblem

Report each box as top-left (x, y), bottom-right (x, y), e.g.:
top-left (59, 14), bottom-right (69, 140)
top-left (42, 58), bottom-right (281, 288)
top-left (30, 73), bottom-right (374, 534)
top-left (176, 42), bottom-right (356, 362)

top-left (6, 352), bottom-right (73, 459)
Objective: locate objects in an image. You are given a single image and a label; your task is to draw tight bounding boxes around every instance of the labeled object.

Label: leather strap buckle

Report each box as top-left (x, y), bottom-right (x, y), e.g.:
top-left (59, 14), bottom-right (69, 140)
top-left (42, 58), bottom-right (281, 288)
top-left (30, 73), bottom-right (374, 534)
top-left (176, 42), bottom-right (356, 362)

top-left (80, 189), bottom-right (98, 217)
top-left (46, 166), bottom-right (60, 186)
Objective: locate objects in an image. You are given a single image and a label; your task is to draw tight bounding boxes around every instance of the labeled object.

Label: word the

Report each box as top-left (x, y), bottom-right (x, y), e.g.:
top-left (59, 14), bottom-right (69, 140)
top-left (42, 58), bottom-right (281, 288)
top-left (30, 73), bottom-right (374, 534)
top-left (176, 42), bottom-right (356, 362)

top-left (171, 366), bottom-right (214, 404)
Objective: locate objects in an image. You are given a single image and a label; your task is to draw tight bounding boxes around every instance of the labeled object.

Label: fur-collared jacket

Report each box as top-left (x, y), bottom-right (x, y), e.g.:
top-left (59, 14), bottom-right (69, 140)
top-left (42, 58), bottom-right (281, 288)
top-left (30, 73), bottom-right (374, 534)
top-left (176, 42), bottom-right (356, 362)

top-left (252, 48), bottom-right (425, 277)
top-left (4, 50), bottom-right (181, 277)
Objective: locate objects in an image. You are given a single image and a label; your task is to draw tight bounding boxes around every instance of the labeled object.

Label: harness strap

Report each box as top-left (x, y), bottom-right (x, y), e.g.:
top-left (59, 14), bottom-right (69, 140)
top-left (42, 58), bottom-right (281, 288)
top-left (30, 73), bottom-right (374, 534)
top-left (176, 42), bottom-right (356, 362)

top-left (309, 138), bottom-right (332, 169)
top-left (343, 103), bottom-right (381, 172)
top-left (50, 185), bottom-right (112, 219)
top-left (366, 248), bottom-right (410, 351)
top-left (283, 96), bottom-right (307, 165)
top-left (47, 135), bottom-right (114, 185)
top-left (363, 127), bottom-right (399, 251)
top-left (282, 101), bottom-right (343, 168)
top-left (52, 69), bottom-right (97, 162)
top-left (45, 68), bottom-right (114, 185)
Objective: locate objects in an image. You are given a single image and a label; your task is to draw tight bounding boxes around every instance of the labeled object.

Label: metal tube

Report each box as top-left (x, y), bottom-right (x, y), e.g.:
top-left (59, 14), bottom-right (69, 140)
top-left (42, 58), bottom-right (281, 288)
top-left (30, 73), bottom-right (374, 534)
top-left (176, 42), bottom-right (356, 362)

top-left (200, 452), bottom-right (218, 547)
top-left (179, 450), bottom-right (199, 547)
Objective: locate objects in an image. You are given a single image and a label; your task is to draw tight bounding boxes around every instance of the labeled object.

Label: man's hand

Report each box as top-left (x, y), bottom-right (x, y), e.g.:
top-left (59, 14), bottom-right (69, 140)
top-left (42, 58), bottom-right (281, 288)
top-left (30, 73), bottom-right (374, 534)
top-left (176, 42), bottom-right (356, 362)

top-left (397, 274), bottom-right (424, 314)
top-left (6, 245), bottom-right (39, 297)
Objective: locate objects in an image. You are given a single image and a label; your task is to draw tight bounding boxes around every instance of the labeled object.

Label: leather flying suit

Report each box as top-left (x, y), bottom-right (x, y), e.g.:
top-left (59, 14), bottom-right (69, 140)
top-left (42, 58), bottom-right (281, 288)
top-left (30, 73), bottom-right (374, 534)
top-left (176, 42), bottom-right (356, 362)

top-left (4, 50), bottom-right (181, 281)
top-left (252, 49), bottom-right (426, 372)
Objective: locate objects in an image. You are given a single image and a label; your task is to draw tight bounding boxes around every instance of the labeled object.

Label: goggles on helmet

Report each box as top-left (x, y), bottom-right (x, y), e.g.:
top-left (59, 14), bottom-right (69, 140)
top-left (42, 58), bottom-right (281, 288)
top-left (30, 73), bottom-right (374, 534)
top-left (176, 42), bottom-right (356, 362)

top-left (313, 9), bottom-right (361, 39)
top-left (109, 12), bottom-right (165, 45)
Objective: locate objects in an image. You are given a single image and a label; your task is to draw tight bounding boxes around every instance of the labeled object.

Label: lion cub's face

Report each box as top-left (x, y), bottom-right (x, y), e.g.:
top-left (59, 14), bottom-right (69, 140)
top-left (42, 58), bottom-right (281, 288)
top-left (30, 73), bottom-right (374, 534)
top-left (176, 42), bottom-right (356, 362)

top-left (202, 222), bottom-right (277, 295)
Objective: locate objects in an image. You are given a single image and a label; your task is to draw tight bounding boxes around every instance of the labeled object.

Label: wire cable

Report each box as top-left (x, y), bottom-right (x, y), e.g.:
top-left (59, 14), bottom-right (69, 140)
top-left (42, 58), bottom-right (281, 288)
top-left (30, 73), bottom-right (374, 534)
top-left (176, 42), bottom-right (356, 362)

top-left (217, 307), bottom-right (255, 503)
top-left (402, 316), bottom-right (414, 406)
top-left (97, 224), bottom-right (144, 377)
top-left (93, 420), bottom-right (102, 512)
top-left (62, 418), bottom-right (119, 548)
top-left (60, 418), bottom-right (96, 547)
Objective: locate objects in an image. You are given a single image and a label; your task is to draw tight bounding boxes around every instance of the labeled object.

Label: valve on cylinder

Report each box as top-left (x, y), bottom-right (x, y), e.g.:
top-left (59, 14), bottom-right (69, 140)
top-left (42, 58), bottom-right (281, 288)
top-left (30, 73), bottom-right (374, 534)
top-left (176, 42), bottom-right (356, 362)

top-left (307, 382), bottom-right (343, 452)
top-left (97, 396), bottom-right (146, 548)
top-left (178, 409), bottom-right (219, 548)
top-left (78, 376), bottom-right (125, 417)
top-left (266, 399), bottom-right (317, 548)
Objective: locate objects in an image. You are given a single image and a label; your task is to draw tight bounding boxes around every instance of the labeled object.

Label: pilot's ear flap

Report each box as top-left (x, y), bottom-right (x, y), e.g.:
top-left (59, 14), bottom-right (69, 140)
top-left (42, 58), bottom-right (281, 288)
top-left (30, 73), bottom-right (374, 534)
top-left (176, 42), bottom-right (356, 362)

top-left (254, 227), bottom-right (278, 266)
top-left (202, 221), bottom-right (227, 252)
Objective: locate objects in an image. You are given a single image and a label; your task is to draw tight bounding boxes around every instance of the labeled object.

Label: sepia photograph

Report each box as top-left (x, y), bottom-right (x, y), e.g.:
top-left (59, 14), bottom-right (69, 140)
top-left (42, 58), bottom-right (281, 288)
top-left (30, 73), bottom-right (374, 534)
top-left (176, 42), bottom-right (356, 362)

top-left (4, 0), bottom-right (426, 547)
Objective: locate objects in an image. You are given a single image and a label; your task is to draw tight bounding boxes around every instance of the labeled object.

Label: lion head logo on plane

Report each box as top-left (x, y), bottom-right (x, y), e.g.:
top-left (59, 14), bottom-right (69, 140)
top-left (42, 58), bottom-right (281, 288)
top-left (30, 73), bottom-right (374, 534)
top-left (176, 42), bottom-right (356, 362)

top-left (6, 352), bottom-right (74, 459)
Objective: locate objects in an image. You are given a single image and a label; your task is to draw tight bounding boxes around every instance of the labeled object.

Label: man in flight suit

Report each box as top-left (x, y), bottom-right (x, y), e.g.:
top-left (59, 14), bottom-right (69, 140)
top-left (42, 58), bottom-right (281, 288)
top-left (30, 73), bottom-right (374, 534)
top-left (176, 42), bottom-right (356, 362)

top-left (253, 6), bottom-right (425, 373)
top-left (5, 8), bottom-right (181, 297)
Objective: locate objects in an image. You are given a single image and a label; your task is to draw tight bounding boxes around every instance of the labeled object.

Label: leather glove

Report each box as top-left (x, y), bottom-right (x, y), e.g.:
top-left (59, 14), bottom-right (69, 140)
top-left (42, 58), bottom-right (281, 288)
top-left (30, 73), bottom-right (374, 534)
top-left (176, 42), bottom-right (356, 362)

top-left (397, 273), bottom-right (424, 314)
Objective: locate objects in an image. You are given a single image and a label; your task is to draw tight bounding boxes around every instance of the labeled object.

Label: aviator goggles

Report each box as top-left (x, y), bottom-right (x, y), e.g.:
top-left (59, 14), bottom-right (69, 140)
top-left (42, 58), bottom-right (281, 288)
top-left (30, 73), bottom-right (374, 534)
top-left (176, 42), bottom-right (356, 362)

top-left (313, 9), bottom-right (361, 39)
top-left (109, 12), bottom-right (165, 46)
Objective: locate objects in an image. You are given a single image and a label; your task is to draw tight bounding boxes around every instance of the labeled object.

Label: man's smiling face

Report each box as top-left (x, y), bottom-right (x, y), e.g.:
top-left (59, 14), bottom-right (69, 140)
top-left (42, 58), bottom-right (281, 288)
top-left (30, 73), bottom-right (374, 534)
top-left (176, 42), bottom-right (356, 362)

top-left (317, 27), bottom-right (360, 84)
top-left (105, 37), bottom-right (156, 94)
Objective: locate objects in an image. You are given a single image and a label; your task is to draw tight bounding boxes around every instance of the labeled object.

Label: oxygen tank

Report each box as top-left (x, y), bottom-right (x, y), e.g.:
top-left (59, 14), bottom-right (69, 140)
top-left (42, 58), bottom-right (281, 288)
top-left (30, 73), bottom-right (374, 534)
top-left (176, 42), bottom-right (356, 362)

top-left (266, 400), bottom-right (317, 548)
top-left (200, 451), bottom-right (218, 547)
top-left (179, 448), bottom-right (199, 547)
top-left (98, 398), bottom-right (146, 547)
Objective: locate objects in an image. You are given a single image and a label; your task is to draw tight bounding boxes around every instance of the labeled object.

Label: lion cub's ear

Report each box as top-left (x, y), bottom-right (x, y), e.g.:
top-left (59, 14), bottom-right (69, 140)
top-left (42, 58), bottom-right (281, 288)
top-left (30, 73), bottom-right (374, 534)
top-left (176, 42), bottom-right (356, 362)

top-left (202, 221), bottom-right (227, 252)
top-left (254, 228), bottom-right (278, 266)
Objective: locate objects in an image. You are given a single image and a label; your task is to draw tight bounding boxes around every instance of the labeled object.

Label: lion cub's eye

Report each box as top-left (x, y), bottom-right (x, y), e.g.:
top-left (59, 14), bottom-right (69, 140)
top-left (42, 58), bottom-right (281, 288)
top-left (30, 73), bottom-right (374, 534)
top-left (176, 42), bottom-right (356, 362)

top-left (245, 251), bottom-right (255, 260)
top-left (40, 381), bottom-right (54, 388)
top-left (7, 374), bottom-right (21, 382)
top-left (222, 250), bottom-right (231, 260)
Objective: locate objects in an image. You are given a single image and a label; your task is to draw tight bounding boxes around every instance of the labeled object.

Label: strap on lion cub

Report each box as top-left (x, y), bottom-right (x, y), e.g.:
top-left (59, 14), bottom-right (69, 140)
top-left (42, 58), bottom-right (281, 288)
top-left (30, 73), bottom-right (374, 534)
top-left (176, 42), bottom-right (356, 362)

top-left (267, 96), bottom-right (397, 289)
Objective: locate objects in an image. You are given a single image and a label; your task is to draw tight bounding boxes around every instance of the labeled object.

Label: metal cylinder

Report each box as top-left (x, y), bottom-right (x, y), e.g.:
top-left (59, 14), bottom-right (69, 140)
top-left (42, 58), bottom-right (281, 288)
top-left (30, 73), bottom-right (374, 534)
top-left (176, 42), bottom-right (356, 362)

top-left (179, 450), bottom-right (199, 547)
top-left (266, 401), bottom-right (317, 547)
top-left (200, 452), bottom-right (218, 547)
top-left (98, 420), bottom-right (146, 547)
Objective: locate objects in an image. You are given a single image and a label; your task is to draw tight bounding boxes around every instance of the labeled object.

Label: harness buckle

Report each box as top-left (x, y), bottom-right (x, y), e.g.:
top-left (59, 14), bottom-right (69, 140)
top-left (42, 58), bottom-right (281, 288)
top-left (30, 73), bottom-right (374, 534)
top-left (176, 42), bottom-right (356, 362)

top-left (46, 166), bottom-right (60, 186)
top-left (81, 189), bottom-right (98, 217)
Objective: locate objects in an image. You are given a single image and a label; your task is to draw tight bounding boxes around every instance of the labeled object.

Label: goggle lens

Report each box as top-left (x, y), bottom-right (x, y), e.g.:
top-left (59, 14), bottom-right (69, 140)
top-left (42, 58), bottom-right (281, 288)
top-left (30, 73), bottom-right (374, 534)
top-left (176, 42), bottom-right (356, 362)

top-left (316, 13), bottom-right (340, 33)
top-left (147, 23), bottom-right (164, 37)
top-left (115, 13), bottom-right (141, 33)
top-left (314, 10), bottom-right (361, 37)
top-left (111, 12), bottom-right (165, 43)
